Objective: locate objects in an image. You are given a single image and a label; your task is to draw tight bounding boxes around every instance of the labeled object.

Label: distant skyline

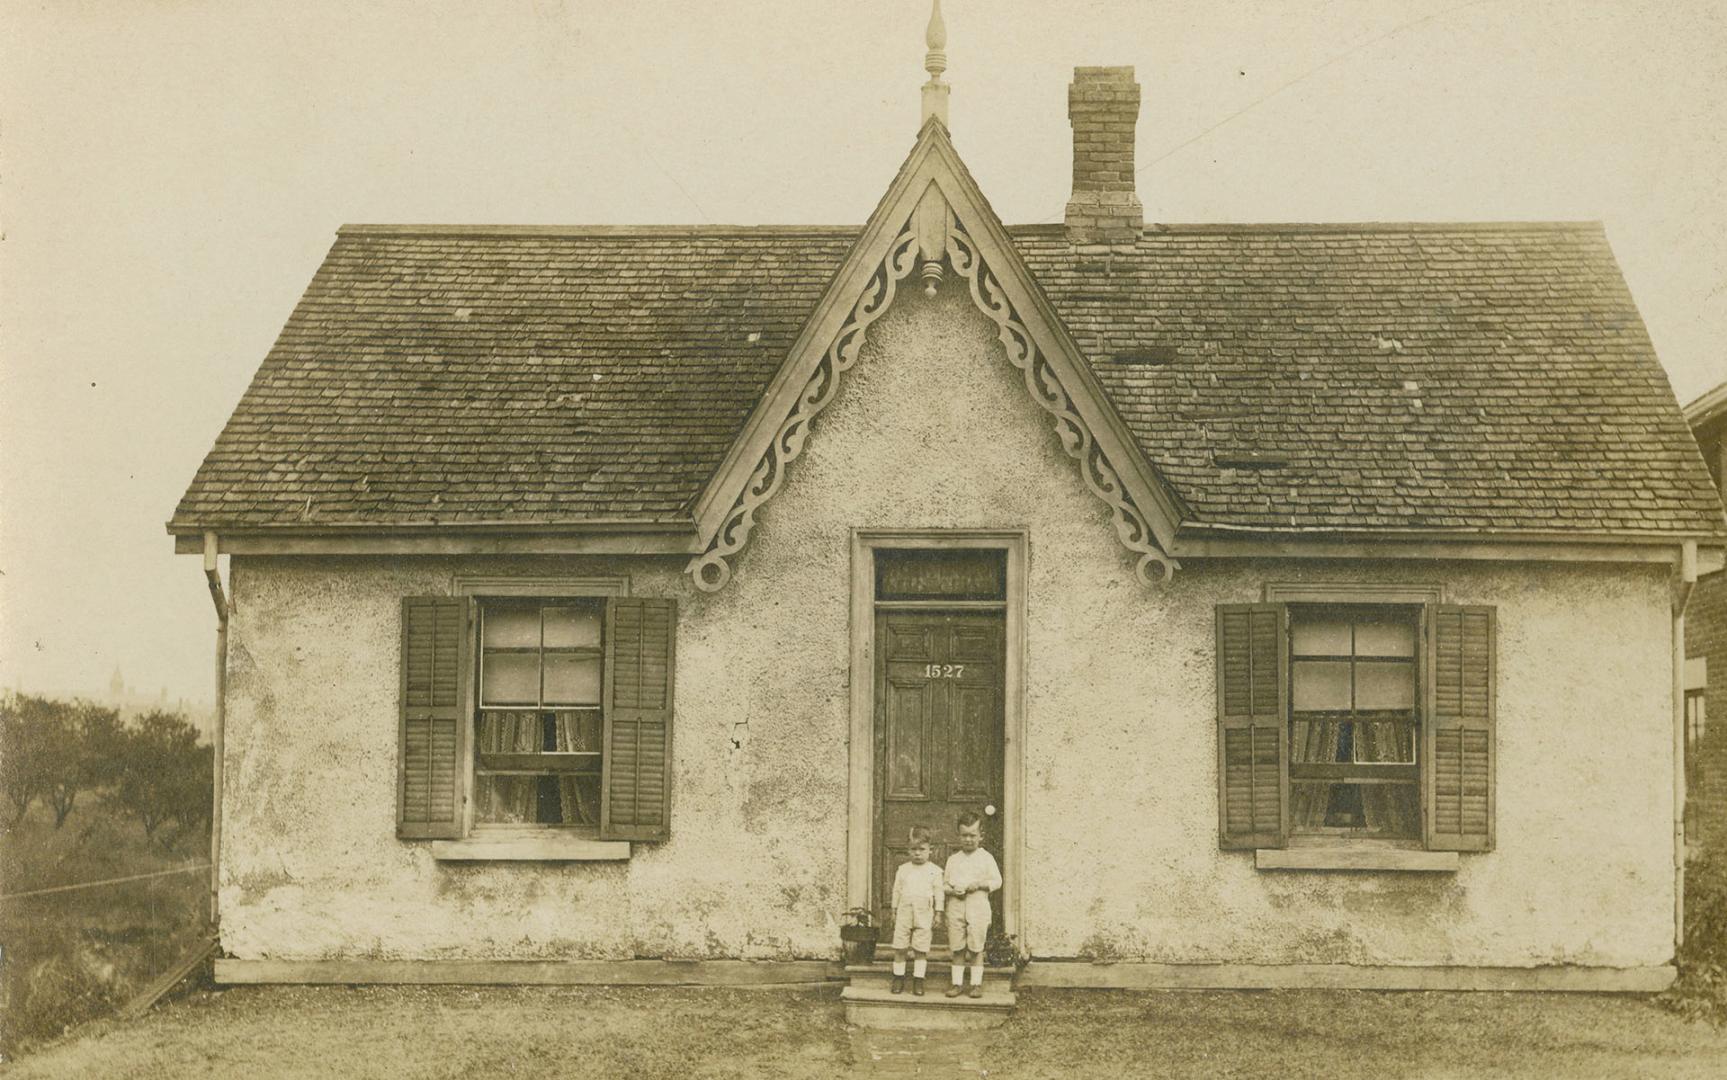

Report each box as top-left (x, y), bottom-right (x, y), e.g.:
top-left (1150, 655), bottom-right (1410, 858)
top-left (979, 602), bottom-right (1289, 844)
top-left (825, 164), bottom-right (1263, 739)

top-left (3, 0), bottom-right (1725, 704)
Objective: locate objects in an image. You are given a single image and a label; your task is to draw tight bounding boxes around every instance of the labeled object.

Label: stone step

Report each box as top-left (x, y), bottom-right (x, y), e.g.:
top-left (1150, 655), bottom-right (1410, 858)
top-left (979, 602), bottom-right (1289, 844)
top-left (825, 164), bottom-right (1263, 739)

top-left (844, 961), bottom-right (1016, 981)
top-left (840, 980), bottom-right (1016, 1031)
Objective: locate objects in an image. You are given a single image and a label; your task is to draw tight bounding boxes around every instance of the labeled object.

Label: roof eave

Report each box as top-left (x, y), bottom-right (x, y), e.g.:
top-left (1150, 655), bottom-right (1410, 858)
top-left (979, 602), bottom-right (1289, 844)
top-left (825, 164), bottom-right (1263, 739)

top-left (168, 519), bottom-right (702, 557)
top-left (1170, 522), bottom-right (1727, 567)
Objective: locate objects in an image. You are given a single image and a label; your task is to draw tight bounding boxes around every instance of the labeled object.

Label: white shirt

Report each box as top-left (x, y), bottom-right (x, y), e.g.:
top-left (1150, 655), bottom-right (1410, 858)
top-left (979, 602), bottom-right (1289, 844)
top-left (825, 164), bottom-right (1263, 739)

top-left (944, 847), bottom-right (1002, 895)
top-left (892, 860), bottom-right (946, 916)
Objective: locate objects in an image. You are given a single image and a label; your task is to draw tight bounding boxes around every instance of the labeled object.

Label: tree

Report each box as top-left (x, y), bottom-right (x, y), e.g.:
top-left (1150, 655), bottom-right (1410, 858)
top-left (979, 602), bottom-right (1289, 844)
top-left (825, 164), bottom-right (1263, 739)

top-left (108, 709), bottom-right (208, 848)
top-left (0, 693), bottom-right (52, 824)
top-left (39, 702), bottom-right (123, 828)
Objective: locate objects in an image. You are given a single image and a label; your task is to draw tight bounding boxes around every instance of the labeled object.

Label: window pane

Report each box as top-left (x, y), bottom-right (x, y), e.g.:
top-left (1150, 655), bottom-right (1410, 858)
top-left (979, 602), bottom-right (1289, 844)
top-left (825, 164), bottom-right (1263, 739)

top-left (876, 549), bottom-right (1006, 601)
top-left (482, 653), bottom-right (540, 706)
top-left (1355, 719), bottom-right (1416, 763)
top-left (476, 710), bottom-right (542, 752)
top-left (1291, 717), bottom-right (1349, 763)
top-left (483, 607), bottom-right (541, 649)
top-left (1356, 662), bottom-right (1415, 710)
top-left (556, 773), bottom-right (602, 827)
top-left (474, 774), bottom-right (539, 824)
top-left (1290, 780), bottom-right (1419, 837)
top-left (543, 605), bottom-right (601, 649)
top-left (1291, 618), bottom-right (1351, 656)
top-left (552, 710), bottom-right (603, 753)
top-left (1355, 619), bottom-right (1415, 657)
top-left (544, 654), bottom-right (601, 706)
top-left (1292, 660), bottom-right (1351, 710)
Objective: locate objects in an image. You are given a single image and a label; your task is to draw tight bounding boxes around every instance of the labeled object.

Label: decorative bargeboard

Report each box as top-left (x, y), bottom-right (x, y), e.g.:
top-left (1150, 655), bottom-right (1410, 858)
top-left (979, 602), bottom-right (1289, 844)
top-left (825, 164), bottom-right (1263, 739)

top-left (686, 192), bottom-right (1176, 592)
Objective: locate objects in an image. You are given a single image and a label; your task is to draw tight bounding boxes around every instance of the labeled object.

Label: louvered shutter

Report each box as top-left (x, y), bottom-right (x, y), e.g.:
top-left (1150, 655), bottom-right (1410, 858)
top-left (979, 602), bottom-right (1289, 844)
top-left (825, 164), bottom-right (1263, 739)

top-left (398, 596), bottom-right (468, 839)
top-left (1216, 604), bottom-right (1288, 849)
top-left (1427, 605), bottom-right (1496, 851)
top-left (600, 597), bottom-right (676, 842)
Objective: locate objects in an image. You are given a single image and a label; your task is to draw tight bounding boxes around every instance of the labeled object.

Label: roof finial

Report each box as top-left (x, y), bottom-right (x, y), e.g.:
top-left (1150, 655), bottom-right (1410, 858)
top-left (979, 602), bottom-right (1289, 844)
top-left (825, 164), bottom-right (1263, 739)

top-left (921, 0), bottom-right (950, 128)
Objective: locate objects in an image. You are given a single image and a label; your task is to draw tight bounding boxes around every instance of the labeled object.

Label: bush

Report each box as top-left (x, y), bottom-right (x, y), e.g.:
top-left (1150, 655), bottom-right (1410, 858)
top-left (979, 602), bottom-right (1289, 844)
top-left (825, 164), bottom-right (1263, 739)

top-left (0, 801), bottom-right (211, 1059)
top-left (1662, 849), bottom-right (1727, 1023)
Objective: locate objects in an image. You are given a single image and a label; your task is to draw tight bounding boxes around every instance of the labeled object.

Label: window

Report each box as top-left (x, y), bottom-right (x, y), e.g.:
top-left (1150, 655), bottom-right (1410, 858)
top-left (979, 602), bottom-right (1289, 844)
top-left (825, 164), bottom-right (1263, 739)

top-left (1288, 606), bottom-right (1421, 839)
top-left (1686, 688), bottom-right (1707, 793)
top-left (474, 600), bottom-right (604, 827)
top-left (1216, 598), bottom-right (1494, 860)
top-left (396, 593), bottom-right (676, 848)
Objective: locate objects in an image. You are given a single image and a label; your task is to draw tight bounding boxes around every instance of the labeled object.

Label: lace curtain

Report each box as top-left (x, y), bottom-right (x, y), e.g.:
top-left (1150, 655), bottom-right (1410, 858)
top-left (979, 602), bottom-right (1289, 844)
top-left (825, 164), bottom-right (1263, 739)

top-left (474, 710), bottom-right (601, 826)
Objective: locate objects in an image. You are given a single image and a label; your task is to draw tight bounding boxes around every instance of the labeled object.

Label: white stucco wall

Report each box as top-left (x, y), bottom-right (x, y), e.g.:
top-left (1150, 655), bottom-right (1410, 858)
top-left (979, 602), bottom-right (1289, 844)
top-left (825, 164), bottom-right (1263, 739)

top-left (219, 278), bottom-right (1676, 968)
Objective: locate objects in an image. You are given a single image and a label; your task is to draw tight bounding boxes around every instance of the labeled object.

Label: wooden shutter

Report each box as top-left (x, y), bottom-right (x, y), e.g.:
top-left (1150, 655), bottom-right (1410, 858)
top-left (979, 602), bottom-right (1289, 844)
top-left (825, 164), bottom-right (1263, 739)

top-left (1427, 605), bottom-right (1496, 852)
top-left (398, 596), bottom-right (468, 839)
top-left (600, 597), bottom-right (676, 842)
top-left (1216, 604), bottom-right (1288, 849)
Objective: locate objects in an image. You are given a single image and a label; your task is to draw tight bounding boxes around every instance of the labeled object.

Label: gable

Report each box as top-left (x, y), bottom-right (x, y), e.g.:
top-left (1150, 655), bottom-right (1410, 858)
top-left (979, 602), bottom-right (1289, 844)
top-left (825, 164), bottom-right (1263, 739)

top-left (684, 120), bottom-right (1185, 593)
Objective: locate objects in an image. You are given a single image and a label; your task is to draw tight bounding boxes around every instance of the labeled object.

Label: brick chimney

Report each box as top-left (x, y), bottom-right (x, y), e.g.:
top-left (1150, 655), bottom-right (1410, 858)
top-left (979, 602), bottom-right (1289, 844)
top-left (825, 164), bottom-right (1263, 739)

top-left (1064, 66), bottom-right (1144, 243)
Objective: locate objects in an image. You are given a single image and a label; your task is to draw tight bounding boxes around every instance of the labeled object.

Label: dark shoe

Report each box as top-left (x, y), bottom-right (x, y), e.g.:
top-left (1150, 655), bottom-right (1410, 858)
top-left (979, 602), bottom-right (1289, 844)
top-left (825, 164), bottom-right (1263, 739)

top-left (890, 976), bottom-right (905, 994)
top-left (945, 982), bottom-right (965, 998)
top-left (912, 977), bottom-right (925, 996)
top-left (968, 982), bottom-right (984, 998)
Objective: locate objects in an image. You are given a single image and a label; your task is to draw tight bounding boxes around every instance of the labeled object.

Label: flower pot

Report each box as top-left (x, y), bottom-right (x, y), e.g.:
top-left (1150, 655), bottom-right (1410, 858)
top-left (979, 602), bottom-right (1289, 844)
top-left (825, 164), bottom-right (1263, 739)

top-left (839, 924), bottom-right (879, 965)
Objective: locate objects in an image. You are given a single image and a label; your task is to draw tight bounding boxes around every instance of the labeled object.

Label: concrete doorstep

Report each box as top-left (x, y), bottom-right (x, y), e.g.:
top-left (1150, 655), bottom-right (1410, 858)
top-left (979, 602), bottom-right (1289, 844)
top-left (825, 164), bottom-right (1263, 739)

top-left (842, 963), bottom-right (1016, 1030)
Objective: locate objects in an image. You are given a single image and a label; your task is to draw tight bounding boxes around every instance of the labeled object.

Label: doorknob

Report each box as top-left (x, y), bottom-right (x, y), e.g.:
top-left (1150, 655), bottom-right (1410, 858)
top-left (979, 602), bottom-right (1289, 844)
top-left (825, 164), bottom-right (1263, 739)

top-left (984, 804), bottom-right (996, 816)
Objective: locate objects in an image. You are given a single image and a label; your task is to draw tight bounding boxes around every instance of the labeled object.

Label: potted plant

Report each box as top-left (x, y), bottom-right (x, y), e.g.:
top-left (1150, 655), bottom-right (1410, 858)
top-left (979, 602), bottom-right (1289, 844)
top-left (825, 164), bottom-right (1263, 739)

top-left (985, 929), bottom-right (1020, 970)
top-left (839, 907), bottom-right (879, 966)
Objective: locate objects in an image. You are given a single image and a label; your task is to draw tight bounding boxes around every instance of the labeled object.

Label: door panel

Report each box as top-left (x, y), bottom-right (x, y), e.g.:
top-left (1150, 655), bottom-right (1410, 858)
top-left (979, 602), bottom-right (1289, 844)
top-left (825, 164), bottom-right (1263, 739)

top-left (947, 683), bottom-right (996, 801)
top-left (875, 610), bottom-right (1006, 948)
top-left (885, 679), bottom-right (932, 799)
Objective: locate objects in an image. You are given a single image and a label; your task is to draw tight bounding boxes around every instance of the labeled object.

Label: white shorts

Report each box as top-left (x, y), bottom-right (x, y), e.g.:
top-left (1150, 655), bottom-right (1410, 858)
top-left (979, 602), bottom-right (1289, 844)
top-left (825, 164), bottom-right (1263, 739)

top-left (946, 891), bottom-right (991, 953)
top-left (891, 904), bottom-right (934, 953)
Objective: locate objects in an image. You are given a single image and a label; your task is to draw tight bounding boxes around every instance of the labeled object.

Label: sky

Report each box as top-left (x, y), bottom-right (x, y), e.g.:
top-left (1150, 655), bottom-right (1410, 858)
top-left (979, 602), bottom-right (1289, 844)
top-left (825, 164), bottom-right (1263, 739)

top-left (2, 0), bottom-right (1725, 706)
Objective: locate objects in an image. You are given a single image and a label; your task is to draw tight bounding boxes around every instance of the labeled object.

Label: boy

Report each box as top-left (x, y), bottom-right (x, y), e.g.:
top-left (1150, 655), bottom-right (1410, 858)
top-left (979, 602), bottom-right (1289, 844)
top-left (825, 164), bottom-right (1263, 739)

top-left (889, 826), bottom-right (945, 995)
top-left (943, 811), bottom-right (1001, 998)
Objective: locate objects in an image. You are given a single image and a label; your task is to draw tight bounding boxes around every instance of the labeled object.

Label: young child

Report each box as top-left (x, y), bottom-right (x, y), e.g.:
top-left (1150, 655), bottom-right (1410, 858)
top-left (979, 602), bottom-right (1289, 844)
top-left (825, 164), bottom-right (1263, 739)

top-left (943, 811), bottom-right (1001, 998)
top-left (889, 825), bottom-right (945, 995)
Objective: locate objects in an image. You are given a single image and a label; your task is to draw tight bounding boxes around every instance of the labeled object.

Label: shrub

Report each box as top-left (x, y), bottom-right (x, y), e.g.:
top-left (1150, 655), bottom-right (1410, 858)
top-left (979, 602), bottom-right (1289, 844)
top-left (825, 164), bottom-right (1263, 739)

top-left (1661, 849), bottom-right (1727, 1023)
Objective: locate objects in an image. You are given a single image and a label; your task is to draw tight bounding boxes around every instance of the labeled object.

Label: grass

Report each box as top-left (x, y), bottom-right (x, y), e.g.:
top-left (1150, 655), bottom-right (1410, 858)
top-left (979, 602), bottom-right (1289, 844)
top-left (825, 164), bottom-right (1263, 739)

top-left (0, 802), bottom-right (210, 1059)
top-left (7, 983), bottom-right (1727, 1078)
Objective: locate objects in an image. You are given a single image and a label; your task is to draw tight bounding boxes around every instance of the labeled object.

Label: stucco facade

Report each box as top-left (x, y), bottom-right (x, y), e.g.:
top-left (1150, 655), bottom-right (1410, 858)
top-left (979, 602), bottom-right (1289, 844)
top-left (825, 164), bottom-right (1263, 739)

top-left (219, 281), bottom-right (1677, 971)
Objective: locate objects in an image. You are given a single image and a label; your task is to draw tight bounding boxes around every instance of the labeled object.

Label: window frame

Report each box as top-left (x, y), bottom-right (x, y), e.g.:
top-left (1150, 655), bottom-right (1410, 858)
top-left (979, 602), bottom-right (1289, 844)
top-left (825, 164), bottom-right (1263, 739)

top-left (1685, 687), bottom-right (1707, 793)
top-left (1252, 583), bottom-right (1466, 870)
top-left (1285, 603), bottom-right (1424, 841)
top-left (452, 575), bottom-right (629, 841)
top-left (472, 598), bottom-right (607, 829)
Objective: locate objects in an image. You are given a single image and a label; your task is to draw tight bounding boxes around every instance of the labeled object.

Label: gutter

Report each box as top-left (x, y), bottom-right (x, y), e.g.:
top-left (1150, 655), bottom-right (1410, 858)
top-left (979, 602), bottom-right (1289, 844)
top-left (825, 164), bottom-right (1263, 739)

top-left (202, 532), bottom-right (229, 929)
top-left (1673, 539), bottom-right (1698, 953)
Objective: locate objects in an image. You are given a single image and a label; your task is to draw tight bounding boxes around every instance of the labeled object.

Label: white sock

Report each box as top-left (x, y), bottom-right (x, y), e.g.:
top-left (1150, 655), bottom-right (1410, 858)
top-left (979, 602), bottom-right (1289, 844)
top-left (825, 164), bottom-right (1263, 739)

top-left (913, 957), bottom-right (927, 978)
top-left (952, 964), bottom-right (965, 985)
top-left (970, 963), bottom-right (984, 986)
top-left (892, 959), bottom-right (906, 977)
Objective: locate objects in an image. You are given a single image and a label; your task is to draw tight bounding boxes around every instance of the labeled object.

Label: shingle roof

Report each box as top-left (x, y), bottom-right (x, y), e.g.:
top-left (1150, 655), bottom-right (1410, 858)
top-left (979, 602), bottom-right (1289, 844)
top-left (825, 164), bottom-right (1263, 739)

top-left (171, 221), bottom-right (1726, 539)
top-left (172, 227), bottom-right (856, 527)
top-left (1016, 222), bottom-right (1725, 537)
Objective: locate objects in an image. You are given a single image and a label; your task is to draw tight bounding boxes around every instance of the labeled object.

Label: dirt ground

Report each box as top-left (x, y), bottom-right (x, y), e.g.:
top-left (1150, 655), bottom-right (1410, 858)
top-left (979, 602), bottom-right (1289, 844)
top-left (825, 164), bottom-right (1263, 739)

top-left (6, 983), bottom-right (1727, 1078)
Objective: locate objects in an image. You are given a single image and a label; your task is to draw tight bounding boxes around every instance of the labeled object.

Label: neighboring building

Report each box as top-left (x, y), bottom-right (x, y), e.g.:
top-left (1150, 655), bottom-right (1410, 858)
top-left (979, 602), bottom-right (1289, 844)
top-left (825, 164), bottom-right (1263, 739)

top-left (170, 19), bottom-right (1725, 995)
top-left (1684, 382), bottom-right (1727, 851)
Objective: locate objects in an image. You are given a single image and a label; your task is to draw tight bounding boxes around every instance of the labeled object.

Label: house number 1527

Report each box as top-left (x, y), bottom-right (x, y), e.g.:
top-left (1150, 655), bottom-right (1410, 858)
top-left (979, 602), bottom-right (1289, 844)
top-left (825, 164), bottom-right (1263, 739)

top-left (924, 664), bottom-right (965, 678)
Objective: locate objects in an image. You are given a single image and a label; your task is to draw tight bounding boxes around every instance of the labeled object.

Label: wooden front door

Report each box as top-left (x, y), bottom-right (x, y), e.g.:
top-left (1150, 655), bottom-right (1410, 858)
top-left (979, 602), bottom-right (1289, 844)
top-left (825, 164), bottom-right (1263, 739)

top-left (874, 610), bottom-right (1006, 945)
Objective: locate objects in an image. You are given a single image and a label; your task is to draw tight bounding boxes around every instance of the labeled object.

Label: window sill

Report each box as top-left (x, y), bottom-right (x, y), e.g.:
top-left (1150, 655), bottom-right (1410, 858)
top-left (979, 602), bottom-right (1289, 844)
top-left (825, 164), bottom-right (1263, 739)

top-left (432, 830), bottom-right (630, 862)
top-left (1255, 846), bottom-right (1459, 872)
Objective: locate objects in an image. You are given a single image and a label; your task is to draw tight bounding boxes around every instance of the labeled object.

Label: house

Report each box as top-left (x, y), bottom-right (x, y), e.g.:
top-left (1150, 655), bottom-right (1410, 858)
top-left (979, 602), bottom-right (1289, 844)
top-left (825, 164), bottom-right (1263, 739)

top-left (171, 8), bottom-right (1726, 999)
top-left (1684, 382), bottom-right (1727, 851)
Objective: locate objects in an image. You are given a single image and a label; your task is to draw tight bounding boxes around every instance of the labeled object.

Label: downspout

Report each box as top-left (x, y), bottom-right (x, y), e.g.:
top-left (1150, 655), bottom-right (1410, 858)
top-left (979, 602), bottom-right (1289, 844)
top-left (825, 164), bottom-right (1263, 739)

top-left (203, 532), bottom-right (229, 929)
top-left (1673, 539), bottom-right (1698, 953)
